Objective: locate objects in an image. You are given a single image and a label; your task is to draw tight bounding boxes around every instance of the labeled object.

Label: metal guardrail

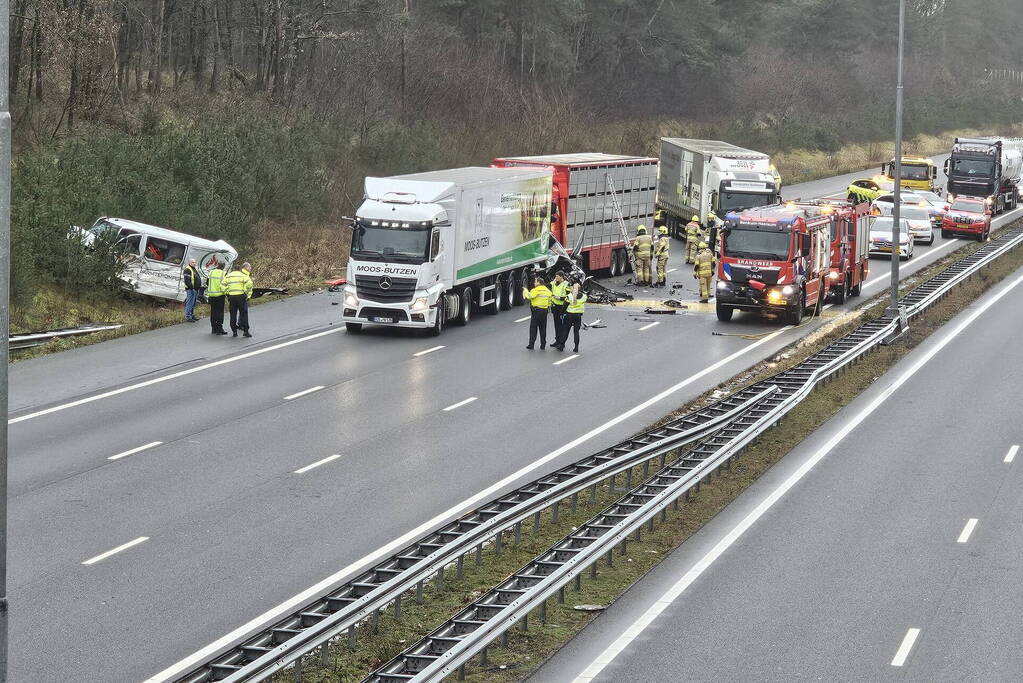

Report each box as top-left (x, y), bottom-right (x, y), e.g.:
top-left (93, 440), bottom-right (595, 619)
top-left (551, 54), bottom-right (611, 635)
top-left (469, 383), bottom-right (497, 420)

top-left (178, 218), bottom-right (1023, 683)
top-left (10, 323), bottom-right (123, 350)
top-left (365, 220), bottom-right (1023, 681)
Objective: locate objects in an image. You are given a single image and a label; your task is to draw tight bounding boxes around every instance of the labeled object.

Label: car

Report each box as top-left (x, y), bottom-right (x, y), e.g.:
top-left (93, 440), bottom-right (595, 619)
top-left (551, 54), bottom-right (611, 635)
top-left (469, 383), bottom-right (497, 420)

top-left (872, 203), bottom-right (934, 245)
top-left (871, 190), bottom-right (924, 212)
top-left (941, 196), bottom-right (992, 241)
top-left (914, 189), bottom-right (949, 228)
top-left (847, 177), bottom-right (894, 204)
top-left (867, 216), bottom-right (914, 261)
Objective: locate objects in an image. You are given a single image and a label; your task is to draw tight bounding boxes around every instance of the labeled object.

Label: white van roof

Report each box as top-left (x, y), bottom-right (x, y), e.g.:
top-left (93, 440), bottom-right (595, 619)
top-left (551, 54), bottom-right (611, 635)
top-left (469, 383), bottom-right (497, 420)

top-left (96, 217), bottom-right (236, 254)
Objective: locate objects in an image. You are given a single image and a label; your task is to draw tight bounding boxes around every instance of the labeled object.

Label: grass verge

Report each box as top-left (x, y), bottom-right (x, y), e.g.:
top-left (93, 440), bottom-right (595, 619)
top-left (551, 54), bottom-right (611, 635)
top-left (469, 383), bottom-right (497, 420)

top-left (280, 218), bottom-right (1022, 682)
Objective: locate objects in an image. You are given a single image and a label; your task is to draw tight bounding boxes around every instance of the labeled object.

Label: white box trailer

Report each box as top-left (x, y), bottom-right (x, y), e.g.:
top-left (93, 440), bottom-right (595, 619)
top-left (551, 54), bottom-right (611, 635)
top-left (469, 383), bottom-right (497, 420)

top-left (341, 166), bottom-right (554, 335)
top-left (657, 138), bottom-right (781, 239)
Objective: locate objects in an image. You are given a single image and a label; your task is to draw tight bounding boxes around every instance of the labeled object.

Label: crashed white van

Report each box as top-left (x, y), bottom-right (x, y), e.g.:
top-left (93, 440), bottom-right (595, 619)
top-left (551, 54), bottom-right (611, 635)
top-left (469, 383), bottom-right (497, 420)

top-left (71, 217), bottom-right (238, 302)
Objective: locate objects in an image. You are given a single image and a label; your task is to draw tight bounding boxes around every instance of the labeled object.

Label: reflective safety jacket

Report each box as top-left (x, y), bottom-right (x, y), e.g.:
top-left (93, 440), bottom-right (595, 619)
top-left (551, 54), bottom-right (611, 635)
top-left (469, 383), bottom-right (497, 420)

top-left (694, 249), bottom-right (716, 277)
top-left (655, 235), bottom-right (670, 258)
top-left (523, 285), bottom-right (552, 309)
top-left (222, 268), bottom-right (254, 299)
top-left (550, 280), bottom-right (569, 305)
top-left (566, 290), bottom-right (587, 314)
top-left (633, 234), bottom-right (653, 259)
top-left (206, 268), bottom-right (225, 297)
top-left (183, 265), bottom-right (203, 290)
top-left (685, 222), bottom-right (702, 243)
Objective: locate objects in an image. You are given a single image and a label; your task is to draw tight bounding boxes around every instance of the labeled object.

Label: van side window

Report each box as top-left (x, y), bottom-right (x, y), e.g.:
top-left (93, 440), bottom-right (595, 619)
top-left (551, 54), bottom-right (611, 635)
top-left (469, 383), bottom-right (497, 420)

top-left (145, 238), bottom-right (186, 264)
top-left (117, 233), bottom-right (142, 256)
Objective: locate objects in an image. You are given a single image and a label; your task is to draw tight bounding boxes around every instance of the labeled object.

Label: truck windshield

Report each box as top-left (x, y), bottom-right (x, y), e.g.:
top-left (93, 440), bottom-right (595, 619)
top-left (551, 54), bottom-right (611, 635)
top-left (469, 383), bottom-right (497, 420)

top-left (719, 192), bottom-right (775, 213)
top-left (900, 165), bottom-right (930, 181)
top-left (951, 159), bottom-right (994, 177)
top-left (723, 228), bottom-right (791, 260)
top-left (352, 220), bottom-right (430, 264)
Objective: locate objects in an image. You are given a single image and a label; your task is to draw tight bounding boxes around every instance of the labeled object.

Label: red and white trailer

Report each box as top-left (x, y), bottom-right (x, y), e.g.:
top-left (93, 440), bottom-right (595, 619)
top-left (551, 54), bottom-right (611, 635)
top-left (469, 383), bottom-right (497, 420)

top-left (492, 153), bottom-right (658, 275)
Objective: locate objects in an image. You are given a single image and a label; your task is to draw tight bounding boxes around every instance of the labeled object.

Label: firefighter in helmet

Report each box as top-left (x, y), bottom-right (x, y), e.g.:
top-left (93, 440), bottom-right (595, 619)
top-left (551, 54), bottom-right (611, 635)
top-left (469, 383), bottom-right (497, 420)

top-left (693, 241), bottom-right (716, 303)
top-left (685, 215), bottom-right (702, 264)
top-left (654, 226), bottom-right (670, 287)
top-left (632, 225), bottom-right (654, 286)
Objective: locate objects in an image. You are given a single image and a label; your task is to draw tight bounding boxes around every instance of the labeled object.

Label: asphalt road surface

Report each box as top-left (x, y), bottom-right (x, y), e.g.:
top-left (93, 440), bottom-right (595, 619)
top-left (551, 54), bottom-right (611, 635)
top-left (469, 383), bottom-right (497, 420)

top-left (7, 155), bottom-right (1017, 682)
top-left (531, 261), bottom-right (1023, 683)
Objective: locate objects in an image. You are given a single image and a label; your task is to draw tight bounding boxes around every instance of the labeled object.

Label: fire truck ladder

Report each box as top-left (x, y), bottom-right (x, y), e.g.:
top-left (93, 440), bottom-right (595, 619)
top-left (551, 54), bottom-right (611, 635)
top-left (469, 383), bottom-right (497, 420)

top-left (605, 174), bottom-right (637, 275)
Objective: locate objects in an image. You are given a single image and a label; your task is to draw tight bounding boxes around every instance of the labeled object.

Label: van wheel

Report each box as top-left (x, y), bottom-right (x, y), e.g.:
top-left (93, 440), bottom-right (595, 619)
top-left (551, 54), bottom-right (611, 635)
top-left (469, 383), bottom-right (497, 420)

top-left (485, 280), bottom-right (501, 315)
top-left (715, 303), bottom-right (734, 322)
top-left (345, 322), bottom-right (363, 334)
top-left (500, 275), bottom-right (514, 310)
top-left (456, 288), bottom-right (472, 326)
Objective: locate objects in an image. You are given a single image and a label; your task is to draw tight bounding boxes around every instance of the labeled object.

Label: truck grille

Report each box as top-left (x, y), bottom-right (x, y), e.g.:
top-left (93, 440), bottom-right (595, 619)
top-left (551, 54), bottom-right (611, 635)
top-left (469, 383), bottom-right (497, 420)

top-left (727, 266), bottom-right (780, 286)
top-left (355, 275), bottom-right (417, 303)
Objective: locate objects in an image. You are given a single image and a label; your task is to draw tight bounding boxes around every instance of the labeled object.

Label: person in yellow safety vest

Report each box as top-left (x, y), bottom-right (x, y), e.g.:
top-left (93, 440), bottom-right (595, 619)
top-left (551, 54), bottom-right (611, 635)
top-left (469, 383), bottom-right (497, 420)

top-left (556, 280), bottom-right (587, 353)
top-left (653, 209), bottom-right (666, 230)
top-left (693, 242), bottom-right (716, 303)
top-left (706, 211), bottom-right (722, 253)
top-left (523, 275), bottom-right (553, 350)
top-left (549, 271), bottom-right (569, 349)
top-left (206, 258), bottom-right (228, 335)
top-left (632, 225), bottom-right (654, 286)
top-left (685, 216), bottom-right (702, 264)
top-left (654, 226), bottom-right (670, 287)
top-left (222, 262), bottom-right (254, 337)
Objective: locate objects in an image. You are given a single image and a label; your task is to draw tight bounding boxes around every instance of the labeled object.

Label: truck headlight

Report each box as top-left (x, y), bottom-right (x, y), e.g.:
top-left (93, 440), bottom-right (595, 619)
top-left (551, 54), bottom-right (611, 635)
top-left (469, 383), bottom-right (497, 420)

top-left (781, 285), bottom-right (795, 296)
top-left (411, 296), bottom-right (430, 312)
top-left (767, 289), bottom-right (785, 304)
top-left (716, 281), bottom-right (730, 291)
top-left (344, 292), bottom-right (359, 308)
top-left (828, 272), bottom-right (839, 281)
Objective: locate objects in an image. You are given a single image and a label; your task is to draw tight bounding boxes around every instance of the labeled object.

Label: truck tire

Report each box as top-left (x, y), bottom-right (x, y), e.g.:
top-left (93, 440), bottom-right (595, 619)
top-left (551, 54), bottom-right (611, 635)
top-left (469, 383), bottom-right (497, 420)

top-left (941, 228), bottom-right (950, 239)
top-left (456, 288), bottom-right (472, 326)
top-left (511, 270), bottom-right (525, 306)
top-left (788, 293), bottom-right (805, 325)
top-left (345, 322), bottom-right (363, 334)
top-left (715, 303), bottom-right (734, 322)
top-left (832, 278), bottom-right (847, 305)
top-left (608, 250), bottom-right (620, 277)
top-left (428, 299), bottom-right (444, 337)
top-left (485, 280), bottom-right (501, 315)
top-left (499, 275), bottom-right (514, 311)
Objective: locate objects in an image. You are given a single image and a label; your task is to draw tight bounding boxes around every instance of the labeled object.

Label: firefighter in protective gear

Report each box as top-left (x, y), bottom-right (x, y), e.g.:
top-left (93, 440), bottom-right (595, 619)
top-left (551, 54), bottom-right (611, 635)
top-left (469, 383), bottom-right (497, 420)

top-left (693, 242), bottom-right (716, 303)
top-left (633, 225), bottom-right (654, 286)
top-left (523, 276), bottom-right (553, 350)
top-left (654, 226), bottom-right (670, 287)
top-left (653, 209), bottom-right (666, 230)
top-left (685, 216), bottom-right (702, 264)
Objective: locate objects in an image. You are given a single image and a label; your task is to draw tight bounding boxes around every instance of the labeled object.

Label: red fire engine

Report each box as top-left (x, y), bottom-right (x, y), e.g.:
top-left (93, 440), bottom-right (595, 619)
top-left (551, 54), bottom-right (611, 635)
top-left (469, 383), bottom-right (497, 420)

top-left (815, 199), bottom-right (871, 304)
top-left (716, 202), bottom-right (834, 324)
top-left (492, 153), bottom-right (658, 274)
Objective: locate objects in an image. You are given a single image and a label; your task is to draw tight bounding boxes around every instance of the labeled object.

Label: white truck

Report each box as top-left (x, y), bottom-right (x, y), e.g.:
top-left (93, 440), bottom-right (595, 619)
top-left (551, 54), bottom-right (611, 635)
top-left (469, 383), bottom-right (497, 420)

top-left (656, 138), bottom-right (782, 239)
top-left (341, 167), bottom-right (554, 335)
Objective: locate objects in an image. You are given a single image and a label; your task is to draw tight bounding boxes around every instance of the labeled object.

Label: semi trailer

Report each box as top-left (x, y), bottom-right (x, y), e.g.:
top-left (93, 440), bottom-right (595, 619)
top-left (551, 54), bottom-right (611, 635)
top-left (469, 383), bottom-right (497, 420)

top-left (341, 166), bottom-right (553, 335)
top-left (492, 153), bottom-right (657, 276)
top-left (656, 138), bottom-right (782, 239)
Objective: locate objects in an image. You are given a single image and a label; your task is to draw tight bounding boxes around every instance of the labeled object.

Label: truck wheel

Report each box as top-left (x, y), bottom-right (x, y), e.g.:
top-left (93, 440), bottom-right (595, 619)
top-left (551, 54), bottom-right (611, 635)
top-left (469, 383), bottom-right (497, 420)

top-left (608, 250), bottom-right (620, 277)
top-left (456, 288), bottom-right (472, 326)
top-left (788, 293), bottom-right (805, 325)
top-left (345, 322), bottom-right (363, 334)
top-left (511, 270), bottom-right (525, 306)
top-left (485, 280), bottom-right (501, 315)
top-left (499, 275), bottom-right (514, 311)
top-left (428, 300), bottom-right (444, 337)
top-left (622, 250), bottom-right (633, 273)
top-left (941, 229), bottom-right (950, 239)
top-left (715, 303), bottom-right (734, 322)
top-left (832, 279), bottom-right (847, 305)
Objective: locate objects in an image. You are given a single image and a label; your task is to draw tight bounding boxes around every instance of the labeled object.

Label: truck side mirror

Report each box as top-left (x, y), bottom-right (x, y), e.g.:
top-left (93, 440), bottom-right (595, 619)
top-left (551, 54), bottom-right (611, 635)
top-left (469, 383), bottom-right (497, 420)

top-left (800, 234), bottom-right (811, 257)
top-left (943, 159), bottom-right (950, 176)
top-left (931, 167), bottom-right (937, 180)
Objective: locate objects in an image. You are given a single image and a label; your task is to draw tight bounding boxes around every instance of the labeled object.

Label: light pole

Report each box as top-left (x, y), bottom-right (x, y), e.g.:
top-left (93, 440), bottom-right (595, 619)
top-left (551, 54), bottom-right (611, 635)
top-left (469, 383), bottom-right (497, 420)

top-left (888, 0), bottom-right (906, 320)
top-left (0, 0), bottom-right (10, 674)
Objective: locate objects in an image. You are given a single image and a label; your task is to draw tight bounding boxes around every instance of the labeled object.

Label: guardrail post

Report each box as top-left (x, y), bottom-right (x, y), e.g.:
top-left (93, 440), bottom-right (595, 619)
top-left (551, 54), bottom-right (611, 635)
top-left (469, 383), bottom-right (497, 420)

top-left (495, 530), bottom-right (503, 554)
top-left (520, 614), bottom-right (529, 631)
top-left (533, 511), bottom-right (541, 533)
top-left (416, 580), bottom-right (424, 603)
top-left (514, 521), bottom-right (521, 545)
top-left (606, 549), bottom-right (614, 567)
top-left (372, 609), bottom-right (380, 634)
top-left (437, 566), bottom-right (445, 591)
top-left (457, 554), bottom-right (465, 578)
top-left (457, 663), bottom-right (466, 680)
top-left (476, 544), bottom-right (483, 565)
top-left (320, 641), bottom-right (330, 666)
top-left (642, 461), bottom-right (650, 478)
top-left (571, 492), bottom-right (578, 513)
top-left (540, 599), bottom-right (547, 624)
top-left (589, 483), bottom-right (597, 502)
top-left (348, 625), bottom-right (356, 648)
top-left (480, 646), bottom-right (489, 667)
top-left (558, 586), bottom-right (566, 604)
top-left (292, 656), bottom-right (302, 682)
top-left (552, 501), bottom-right (560, 523)
top-left (395, 595), bottom-right (402, 618)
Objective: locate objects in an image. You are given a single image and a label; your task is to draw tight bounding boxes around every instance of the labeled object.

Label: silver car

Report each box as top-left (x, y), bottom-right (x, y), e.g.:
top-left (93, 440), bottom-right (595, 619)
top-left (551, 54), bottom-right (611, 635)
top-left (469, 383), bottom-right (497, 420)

top-left (868, 216), bottom-right (915, 260)
top-left (872, 202), bottom-right (935, 245)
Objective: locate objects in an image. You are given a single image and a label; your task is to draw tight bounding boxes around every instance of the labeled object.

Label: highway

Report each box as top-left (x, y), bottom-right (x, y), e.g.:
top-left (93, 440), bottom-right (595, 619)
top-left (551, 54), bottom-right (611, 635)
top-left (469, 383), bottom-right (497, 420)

top-left (7, 155), bottom-right (1015, 681)
top-left (532, 260), bottom-right (1023, 683)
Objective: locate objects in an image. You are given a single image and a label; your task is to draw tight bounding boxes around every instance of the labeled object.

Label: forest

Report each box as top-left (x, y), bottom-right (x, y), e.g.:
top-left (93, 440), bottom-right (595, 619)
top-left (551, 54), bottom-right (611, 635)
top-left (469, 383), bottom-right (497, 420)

top-left (9, 0), bottom-right (1023, 305)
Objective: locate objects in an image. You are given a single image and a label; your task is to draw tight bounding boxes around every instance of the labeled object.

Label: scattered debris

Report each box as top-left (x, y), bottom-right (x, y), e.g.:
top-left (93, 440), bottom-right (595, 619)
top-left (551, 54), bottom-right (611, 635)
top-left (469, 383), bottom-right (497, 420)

top-left (662, 299), bottom-right (687, 308)
top-left (573, 604), bottom-right (606, 612)
top-left (711, 389), bottom-right (726, 399)
top-left (633, 316), bottom-right (656, 322)
top-left (585, 279), bottom-right (633, 304)
top-left (586, 319), bottom-right (607, 329)
top-left (324, 277), bottom-right (347, 292)
top-left (643, 307), bottom-right (677, 315)
top-left (252, 287), bottom-right (288, 298)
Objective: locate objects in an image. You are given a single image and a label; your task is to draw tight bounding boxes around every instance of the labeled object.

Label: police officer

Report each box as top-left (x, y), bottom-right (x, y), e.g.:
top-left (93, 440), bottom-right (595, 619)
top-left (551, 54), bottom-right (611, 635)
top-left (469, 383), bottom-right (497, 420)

top-left (222, 262), bottom-right (254, 337)
top-left (523, 275), bottom-right (552, 350)
top-left (556, 279), bottom-right (587, 353)
top-left (632, 225), bottom-right (653, 286)
top-left (183, 258), bottom-right (203, 322)
top-left (693, 242), bottom-right (716, 303)
top-left (549, 271), bottom-right (569, 347)
top-left (654, 226), bottom-right (670, 287)
top-left (685, 216), bottom-right (702, 264)
top-left (206, 258), bottom-right (228, 335)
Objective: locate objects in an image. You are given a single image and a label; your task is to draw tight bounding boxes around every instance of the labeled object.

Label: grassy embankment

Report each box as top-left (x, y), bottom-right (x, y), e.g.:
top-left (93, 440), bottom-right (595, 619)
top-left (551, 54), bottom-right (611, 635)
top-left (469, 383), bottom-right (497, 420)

top-left (278, 219), bottom-right (1023, 682)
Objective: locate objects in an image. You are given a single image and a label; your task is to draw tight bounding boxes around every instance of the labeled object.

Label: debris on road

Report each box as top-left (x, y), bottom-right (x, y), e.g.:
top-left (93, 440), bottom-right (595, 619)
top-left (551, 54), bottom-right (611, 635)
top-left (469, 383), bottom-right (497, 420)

top-left (584, 279), bottom-right (633, 304)
top-left (573, 604), bottom-right (606, 612)
top-left (662, 299), bottom-right (687, 308)
top-left (643, 307), bottom-right (677, 315)
top-left (252, 287), bottom-right (288, 298)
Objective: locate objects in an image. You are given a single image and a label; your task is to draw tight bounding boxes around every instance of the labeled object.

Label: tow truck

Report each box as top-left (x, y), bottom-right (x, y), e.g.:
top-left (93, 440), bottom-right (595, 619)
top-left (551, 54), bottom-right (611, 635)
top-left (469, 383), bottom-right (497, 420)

top-left (880, 155), bottom-right (939, 193)
top-left (715, 202), bottom-right (832, 325)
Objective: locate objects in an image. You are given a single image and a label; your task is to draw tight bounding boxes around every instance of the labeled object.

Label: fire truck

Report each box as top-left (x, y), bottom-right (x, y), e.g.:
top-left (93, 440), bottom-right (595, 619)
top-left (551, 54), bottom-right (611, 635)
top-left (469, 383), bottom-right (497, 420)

top-left (715, 203), bottom-right (833, 324)
top-left (492, 153), bottom-right (658, 275)
top-left (816, 199), bottom-right (872, 304)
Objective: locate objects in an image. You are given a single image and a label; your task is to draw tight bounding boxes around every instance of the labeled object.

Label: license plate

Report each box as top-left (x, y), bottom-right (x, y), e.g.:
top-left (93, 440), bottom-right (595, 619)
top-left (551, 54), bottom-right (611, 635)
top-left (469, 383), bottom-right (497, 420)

top-left (876, 246), bottom-right (892, 252)
top-left (957, 223), bottom-right (971, 230)
top-left (371, 316), bottom-right (396, 323)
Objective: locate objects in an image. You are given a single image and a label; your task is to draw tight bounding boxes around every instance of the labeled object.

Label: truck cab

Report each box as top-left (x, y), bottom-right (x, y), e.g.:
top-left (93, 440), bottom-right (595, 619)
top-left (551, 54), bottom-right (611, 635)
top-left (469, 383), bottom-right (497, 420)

top-left (881, 156), bottom-right (938, 193)
top-left (944, 137), bottom-right (1022, 214)
top-left (715, 203), bottom-right (831, 325)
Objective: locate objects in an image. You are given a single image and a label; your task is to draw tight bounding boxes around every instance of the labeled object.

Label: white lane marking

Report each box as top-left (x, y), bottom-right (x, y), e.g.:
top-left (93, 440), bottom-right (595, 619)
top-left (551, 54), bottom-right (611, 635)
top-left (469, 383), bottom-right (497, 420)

top-left (1004, 445), bottom-right (1018, 463)
top-left (891, 628), bottom-right (921, 667)
top-left (293, 454), bottom-right (342, 475)
top-left (10, 328), bottom-right (342, 426)
top-left (667, 268), bottom-right (678, 273)
top-left (864, 238), bottom-right (960, 289)
top-left (284, 385), bottom-right (324, 401)
top-left (442, 396), bottom-right (478, 412)
top-left (515, 315), bottom-right (531, 323)
top-left (957, 518), bottom-right (979, 544)
top-left (147, 325), bottom-right (792, 683)
top-left (639, 322), bottom-right (660, 331)
top-left (573, 271), bottom-right (1023, 682)
top-left (82, 536), bottom-right (150, 565)
top-left (413, 345), bottom-right (444, 357)
top-left (107, 441), bottom-right (163, 461)
top-left (554, 355), bottom-right (579, 366)
top-left (822, 303), bottom-right (833, 310)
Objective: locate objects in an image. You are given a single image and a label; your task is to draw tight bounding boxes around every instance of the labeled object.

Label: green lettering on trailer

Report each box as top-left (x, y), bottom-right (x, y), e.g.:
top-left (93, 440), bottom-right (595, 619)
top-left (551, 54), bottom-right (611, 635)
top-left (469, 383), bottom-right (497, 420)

top-left (456, 239), bottom-right (546, 280)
